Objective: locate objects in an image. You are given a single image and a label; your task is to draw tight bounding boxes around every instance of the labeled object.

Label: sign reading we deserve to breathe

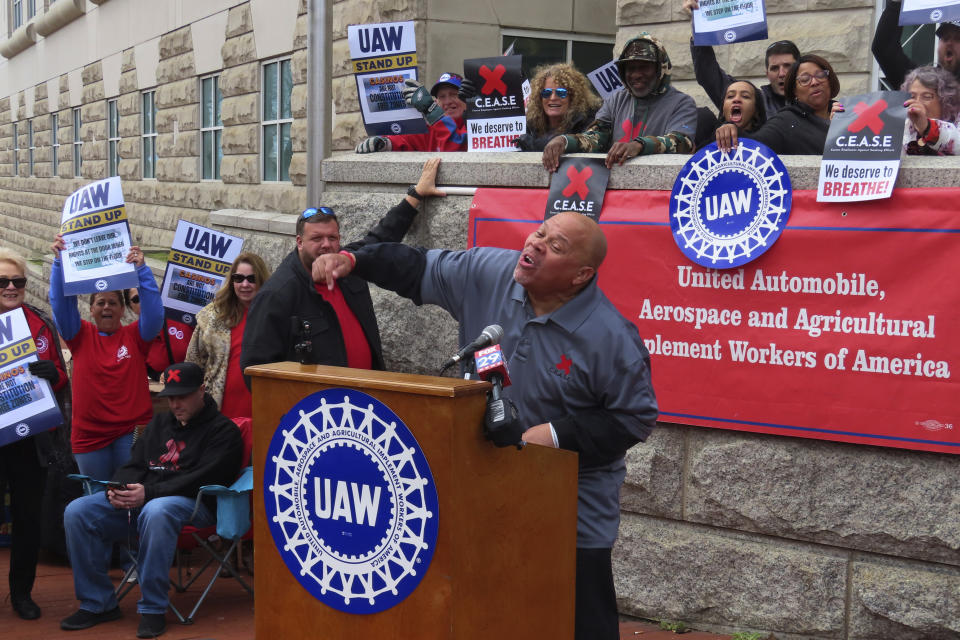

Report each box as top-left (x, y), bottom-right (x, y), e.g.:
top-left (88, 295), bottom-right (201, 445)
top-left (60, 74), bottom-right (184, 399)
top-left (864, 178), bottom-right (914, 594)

top-left (0, 308), bottom-right (62, 448)
top-left (348, 21), bottom-right (428, 137)
top-left (464, 55), bottom-right (526, 152)
top-left (59, 177), bottom-right (138, 296)
top-left (159, 221), bottom-right (243, 327)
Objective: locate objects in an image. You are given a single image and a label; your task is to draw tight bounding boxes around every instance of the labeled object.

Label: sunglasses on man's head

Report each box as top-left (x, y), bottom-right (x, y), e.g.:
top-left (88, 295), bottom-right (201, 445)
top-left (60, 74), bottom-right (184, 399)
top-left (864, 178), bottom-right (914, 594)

top-left (231, 274), bottom-right (257, 284)
top-left (540, 88), bottom-right (569, 99)
top-left (0, 277), bottom-right (27, 289)
top-left (301, 206), bottom-right (337, 219)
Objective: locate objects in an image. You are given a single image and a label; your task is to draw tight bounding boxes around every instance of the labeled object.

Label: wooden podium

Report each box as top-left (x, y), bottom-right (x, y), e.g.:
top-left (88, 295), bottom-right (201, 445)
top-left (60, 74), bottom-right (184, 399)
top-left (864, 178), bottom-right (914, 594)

top-left (248, 362), bottom-right (578, 639)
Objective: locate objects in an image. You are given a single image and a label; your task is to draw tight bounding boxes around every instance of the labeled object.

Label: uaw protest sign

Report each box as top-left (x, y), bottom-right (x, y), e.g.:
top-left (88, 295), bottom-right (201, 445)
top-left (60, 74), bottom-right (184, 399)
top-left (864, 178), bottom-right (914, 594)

top-left (159, 221), bottom-right (243, 327)
top-left (59, 177), bottom-right (138, 296)
top-left (817, 91), bottom-right (908, 202)
top-left (348, 21), bottom-right (427, 136)
top-left (0, 308), bottom-right (62, 448)
top-left (469, 186), bottom-right (959, 455)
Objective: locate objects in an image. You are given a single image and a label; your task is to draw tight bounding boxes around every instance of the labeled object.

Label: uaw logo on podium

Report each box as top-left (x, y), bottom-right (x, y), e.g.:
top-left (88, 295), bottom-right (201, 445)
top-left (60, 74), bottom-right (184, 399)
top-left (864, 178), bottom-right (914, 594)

top-left (670, 139), bottom-right (792, 268)
top-left (264, 388), bottom-right (439, 614)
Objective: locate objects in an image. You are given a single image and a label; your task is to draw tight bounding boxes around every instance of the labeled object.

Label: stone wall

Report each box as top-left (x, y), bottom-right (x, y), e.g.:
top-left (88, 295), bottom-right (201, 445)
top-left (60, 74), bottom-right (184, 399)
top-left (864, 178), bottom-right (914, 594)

top-left (0, 1), bottom-right (307, 277)
top-left (206, 152), bottom-right (960, 640)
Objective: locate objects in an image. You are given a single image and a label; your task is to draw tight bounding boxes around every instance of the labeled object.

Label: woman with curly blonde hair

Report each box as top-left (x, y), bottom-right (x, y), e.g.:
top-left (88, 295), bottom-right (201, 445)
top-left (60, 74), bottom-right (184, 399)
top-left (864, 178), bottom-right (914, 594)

top-left (515, 63), bottom-right (602, 151)
top-left (186, 252), bottom-right (270, 418)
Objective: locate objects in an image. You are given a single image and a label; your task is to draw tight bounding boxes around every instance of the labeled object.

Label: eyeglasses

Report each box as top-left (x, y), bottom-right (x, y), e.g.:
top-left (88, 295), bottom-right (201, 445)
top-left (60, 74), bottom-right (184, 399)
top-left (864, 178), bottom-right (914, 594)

top-left (797, 69), bottom-right (830, 86)
top-left (129, 294), bottom-right (140, 304)
top-left (231, 274), bottom-right (257, 284)
top-left (0, 277), bottom-right (27, 289)
top-left (540, 88), bottom-right (569, 99)
top-left (302, 206), bottom-right (336, 219)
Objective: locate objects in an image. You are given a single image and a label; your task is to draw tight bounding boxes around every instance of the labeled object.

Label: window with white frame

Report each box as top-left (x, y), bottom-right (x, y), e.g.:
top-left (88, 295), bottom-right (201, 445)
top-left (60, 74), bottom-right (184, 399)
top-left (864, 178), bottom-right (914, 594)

top-left (51, 113), bottom-right (59, 176)
top-left (107, 99), bottom-right (119, 176)
top-left (72, 107), bottom-right (82, 177)
top-left (12, 0), bottom-right (22, 29)
top-left (262, 58), bottom-right (292, 182)
top-left (501, 30), bottom-right (614, 82)
top-left (26, 0), bottom-right (34, 20)
top-left (142, 91), bottom-right (157, 179)
top-left (201, 74), bottom-right (222, 180)
top-left (27, 119), bottom-right (34, 176)
top-left (12, 122), bottom-right (18, 175)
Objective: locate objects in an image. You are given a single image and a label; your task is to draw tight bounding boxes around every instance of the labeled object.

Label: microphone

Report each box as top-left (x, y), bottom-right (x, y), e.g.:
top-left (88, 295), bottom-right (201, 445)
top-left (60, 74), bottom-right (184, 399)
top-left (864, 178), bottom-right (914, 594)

top-left (478, 344), bottom-right (524, 449)
top-left (475, 344), bottom-right (511, 390)
top-left (439, 324), bottom-right (503, 372)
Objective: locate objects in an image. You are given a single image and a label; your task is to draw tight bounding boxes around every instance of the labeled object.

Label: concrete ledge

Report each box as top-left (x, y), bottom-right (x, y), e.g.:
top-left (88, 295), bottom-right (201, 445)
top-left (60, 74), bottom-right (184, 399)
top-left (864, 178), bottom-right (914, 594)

top-left (322, 150), bottom-right (960, 191)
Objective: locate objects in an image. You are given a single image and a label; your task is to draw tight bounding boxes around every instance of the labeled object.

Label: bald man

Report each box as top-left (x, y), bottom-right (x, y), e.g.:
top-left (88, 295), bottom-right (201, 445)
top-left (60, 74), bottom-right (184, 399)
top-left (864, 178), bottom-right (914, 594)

top-left (316, 209), bottom-right (658, 640)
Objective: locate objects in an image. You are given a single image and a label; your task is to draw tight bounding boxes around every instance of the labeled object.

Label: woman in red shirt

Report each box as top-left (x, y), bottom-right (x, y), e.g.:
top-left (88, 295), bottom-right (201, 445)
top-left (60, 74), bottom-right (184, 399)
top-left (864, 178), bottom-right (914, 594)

top-left (49, 236), bottom-right (163, 482)
top-left (0, 248), bottom-right (69, 620)
top-left (185, 253), bottom-right (270, 419)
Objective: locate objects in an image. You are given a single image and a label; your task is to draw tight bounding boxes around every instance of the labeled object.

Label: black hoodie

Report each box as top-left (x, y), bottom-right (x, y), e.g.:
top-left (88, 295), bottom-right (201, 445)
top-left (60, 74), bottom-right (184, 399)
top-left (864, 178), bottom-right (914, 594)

top-left (113, 393), bottom-right (243, 507)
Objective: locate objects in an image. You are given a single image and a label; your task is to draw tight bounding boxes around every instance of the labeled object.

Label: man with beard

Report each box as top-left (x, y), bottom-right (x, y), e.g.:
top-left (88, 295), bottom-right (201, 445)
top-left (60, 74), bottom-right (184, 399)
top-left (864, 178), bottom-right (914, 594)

top-left (355, 72), bottom-right (468, 152)
top-left (542, 33), bottom-right (697, 171)
top-left (682, 0), bottom-right (799, 118)
top-left (872, 1), bottom-right (960, 90)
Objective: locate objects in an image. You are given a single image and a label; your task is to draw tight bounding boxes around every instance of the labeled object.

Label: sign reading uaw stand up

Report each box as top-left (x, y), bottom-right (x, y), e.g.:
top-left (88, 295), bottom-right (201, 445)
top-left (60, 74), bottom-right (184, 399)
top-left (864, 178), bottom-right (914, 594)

top-left (263, 388), bottom-right (439, 614)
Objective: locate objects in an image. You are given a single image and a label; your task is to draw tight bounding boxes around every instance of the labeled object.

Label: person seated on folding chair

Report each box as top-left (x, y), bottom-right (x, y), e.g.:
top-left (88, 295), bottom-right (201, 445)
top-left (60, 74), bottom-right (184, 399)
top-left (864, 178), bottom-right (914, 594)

top-left (61, 362), bottom-right (243, 639)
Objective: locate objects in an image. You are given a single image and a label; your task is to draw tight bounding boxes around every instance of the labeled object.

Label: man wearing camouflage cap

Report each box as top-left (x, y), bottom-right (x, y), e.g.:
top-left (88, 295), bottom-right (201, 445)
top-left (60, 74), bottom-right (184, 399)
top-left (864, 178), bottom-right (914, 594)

top-left (542, 33), bottom-right (697, 171)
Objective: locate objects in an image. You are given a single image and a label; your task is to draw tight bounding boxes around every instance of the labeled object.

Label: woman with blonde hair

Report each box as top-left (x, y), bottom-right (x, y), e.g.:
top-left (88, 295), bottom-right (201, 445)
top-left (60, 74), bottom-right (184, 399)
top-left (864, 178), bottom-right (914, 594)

top-left (185, 252), bottom-right (270, 419)
top-left (515, 62), bottom-right (602, 151)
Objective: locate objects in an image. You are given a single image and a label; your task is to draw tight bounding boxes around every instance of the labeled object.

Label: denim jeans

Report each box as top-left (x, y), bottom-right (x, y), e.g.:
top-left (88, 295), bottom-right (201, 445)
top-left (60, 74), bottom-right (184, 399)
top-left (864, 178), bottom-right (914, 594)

top-left (74, 431), bottom-right (135, 482)
top-left (64, 492), bottom-right (214, 614)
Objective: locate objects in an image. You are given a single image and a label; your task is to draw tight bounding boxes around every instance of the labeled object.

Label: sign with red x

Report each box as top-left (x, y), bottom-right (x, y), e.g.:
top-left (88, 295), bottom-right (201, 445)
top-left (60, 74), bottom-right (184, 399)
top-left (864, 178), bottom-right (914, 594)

top-left (545, 157), bottom-right (609, 221)
top-left (818, 90), bottom-right (908, 203)
top-left (463, 55), bottom-right (527, 152)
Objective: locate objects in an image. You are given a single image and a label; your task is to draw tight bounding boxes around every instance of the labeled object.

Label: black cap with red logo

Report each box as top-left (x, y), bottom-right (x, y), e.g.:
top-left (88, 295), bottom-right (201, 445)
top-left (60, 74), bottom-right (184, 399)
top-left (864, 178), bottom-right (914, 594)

top-left (157, 362), bottom-right (204, 397)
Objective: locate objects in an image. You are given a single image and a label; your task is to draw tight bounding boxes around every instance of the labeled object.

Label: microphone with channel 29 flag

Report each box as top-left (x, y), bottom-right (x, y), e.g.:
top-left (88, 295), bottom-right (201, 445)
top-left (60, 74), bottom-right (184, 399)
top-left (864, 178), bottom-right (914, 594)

top-left (439, 324), bottom-right (504, 373)
top-left (477, 344), bottom-right (524, 449)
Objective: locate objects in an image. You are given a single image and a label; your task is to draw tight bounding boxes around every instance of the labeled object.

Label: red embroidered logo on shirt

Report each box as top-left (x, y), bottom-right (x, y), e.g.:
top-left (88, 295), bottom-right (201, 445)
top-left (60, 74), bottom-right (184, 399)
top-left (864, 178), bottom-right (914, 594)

top-left (556, 354), bottom-right (573, 376)
top-left (35, 335), bottom-right (49, 354)
top-left (116, 345), bottom-right (131, 362)
top-left (154, 438), bottom-right (186, 470)
top-left (618, 119), bottom-right (644, 143)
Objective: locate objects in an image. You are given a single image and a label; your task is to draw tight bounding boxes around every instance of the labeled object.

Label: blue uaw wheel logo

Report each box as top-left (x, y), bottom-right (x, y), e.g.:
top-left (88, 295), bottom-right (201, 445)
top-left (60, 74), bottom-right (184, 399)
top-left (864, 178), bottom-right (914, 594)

top-left (15, 423), bottom-right (30, 437)
top-left (931, 9), bottom-right (943, 21)
top-left (670, 139), bottom-right (791, 268)
top-left (390, 122), bottom-right (402, 134)
top-left (723, 30), bottom-right (737, 42)
top-left (95, 279), bottom-right (108, 291)
top-left (264, 388), bottom-right (439, 614)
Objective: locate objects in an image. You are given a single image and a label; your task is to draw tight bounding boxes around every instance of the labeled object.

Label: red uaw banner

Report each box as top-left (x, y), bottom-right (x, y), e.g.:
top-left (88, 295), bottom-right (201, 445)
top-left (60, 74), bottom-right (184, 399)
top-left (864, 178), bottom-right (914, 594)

top-left (468, 187), bottom-right (959, 454)
top-left (817, 91), bottom-right (908, 202)
top-left (463, 55), bottom-right (526, 152)
top-left (545, 157), bottom-right (609, 221)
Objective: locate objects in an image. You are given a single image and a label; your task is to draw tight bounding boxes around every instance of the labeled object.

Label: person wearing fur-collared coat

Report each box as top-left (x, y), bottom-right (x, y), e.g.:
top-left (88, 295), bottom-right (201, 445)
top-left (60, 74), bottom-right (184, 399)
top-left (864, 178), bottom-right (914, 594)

top-left (185, 253), bottom-right (271, 418)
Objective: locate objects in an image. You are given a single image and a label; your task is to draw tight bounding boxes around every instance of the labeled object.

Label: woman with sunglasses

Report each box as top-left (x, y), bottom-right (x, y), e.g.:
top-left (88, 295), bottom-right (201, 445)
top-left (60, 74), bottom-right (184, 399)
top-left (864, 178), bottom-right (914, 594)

top-left (48, 235), bottom-right (163, 482)
top-left (0, 248), bottom-right (71, 620)
top-left (716, 54), bottom-right (843, 155)
top-left (185, 252), bottom-right (270, 419)
top-left (515, 63), bottom-right (601, 151)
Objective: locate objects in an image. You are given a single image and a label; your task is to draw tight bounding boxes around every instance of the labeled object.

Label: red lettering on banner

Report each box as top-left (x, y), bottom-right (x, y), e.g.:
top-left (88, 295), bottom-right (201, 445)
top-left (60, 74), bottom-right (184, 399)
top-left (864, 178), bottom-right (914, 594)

top-left (823, 181), bottom-right (890, 197)
top-left (467, 186), bottom-right (960, 455)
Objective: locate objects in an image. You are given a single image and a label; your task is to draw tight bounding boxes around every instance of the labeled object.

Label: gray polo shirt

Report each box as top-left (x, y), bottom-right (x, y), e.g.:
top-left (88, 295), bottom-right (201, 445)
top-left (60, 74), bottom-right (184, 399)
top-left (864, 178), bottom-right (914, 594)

top-left (420, 246), bottom-right (658, 547)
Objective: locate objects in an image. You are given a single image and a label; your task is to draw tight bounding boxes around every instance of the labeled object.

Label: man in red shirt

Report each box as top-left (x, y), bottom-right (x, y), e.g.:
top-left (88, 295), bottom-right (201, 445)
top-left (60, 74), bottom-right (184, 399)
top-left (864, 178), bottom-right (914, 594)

top-left (241, 159), bottom-right (443, 374)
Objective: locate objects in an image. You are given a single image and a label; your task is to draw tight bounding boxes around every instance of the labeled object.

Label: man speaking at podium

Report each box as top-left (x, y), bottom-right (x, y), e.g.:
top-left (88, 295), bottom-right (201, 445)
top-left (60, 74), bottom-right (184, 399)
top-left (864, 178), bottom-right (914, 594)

top-left (313, 204), bottom-right (658, 640)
